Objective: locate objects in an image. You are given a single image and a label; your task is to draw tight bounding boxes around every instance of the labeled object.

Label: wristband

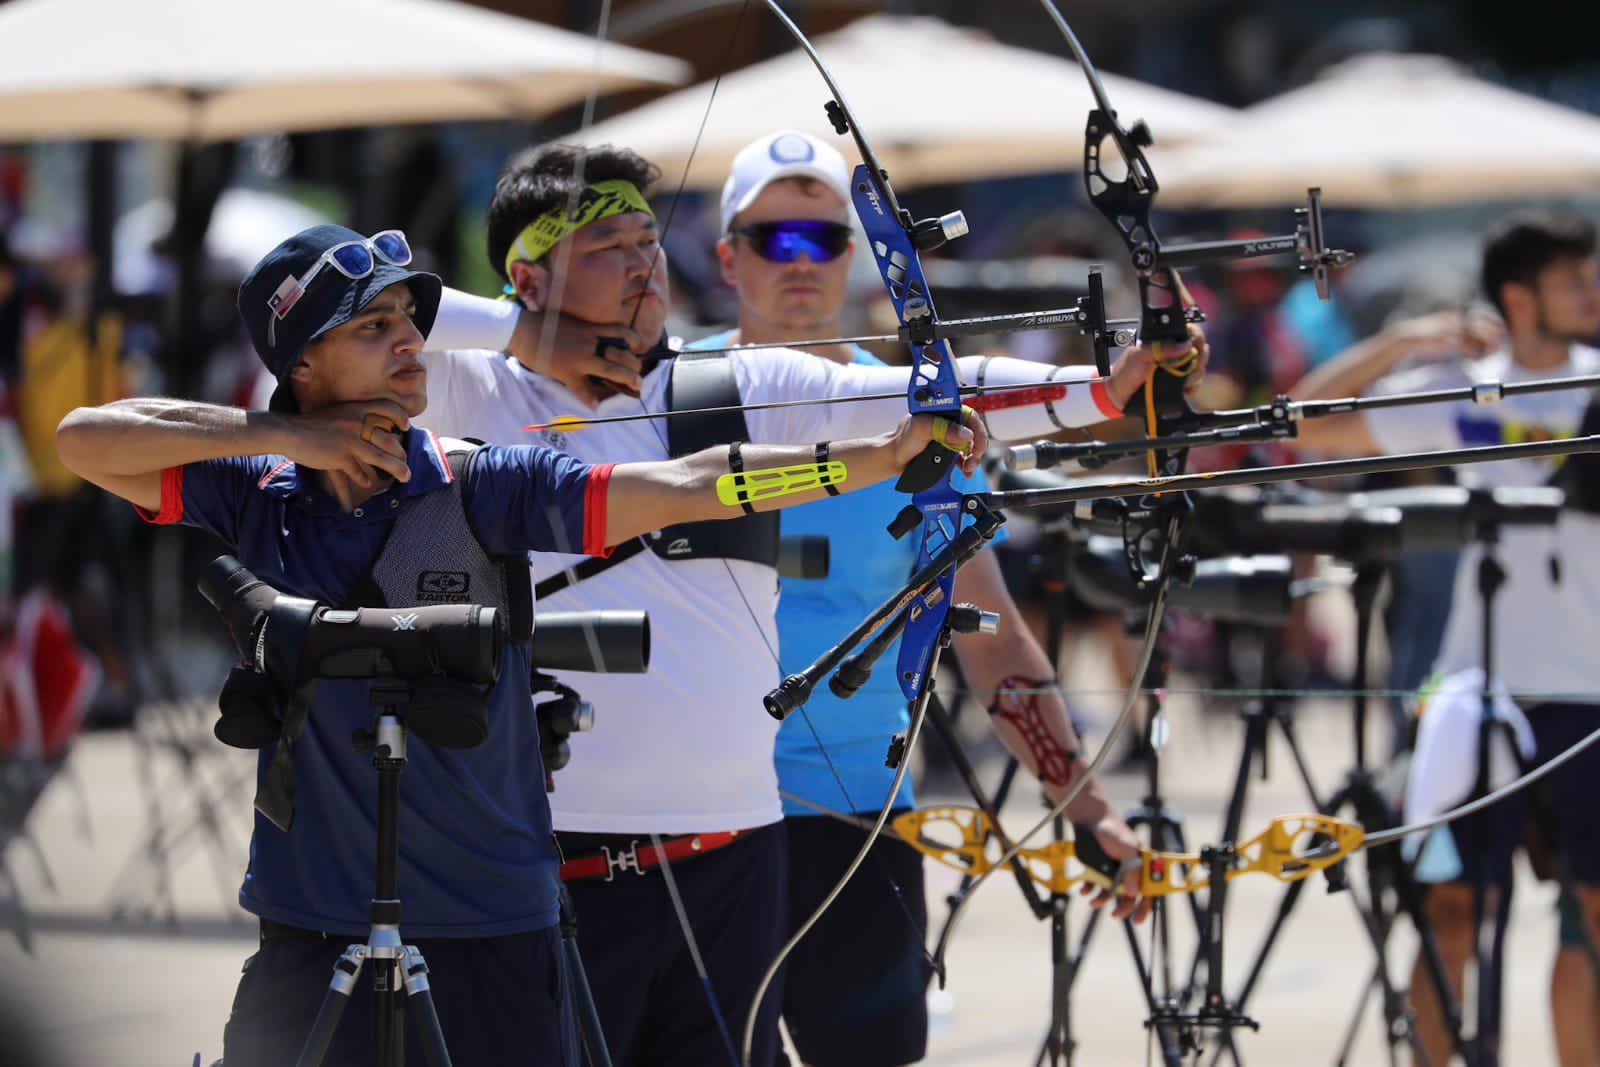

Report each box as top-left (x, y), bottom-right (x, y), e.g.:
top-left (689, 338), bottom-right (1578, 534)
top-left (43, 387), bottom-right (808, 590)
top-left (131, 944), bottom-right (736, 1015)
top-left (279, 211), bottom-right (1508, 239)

top-left (727, 441), bottom-right (756, 516)
top-left (815, 442), bottom-right (841, 495)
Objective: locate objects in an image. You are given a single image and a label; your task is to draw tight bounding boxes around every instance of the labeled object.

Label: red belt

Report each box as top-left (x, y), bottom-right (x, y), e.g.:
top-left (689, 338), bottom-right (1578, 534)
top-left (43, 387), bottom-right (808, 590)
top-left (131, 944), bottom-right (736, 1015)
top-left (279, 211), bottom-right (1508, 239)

top-left (559, 829), bottom-right (746, 883)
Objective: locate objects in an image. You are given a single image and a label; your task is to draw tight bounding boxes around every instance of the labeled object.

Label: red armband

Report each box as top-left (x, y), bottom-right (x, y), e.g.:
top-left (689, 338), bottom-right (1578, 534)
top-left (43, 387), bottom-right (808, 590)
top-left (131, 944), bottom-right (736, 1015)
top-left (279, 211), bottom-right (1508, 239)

top-left (132, 466), bottom-right (184, 525)
top-left (582, 463), bottom-right (617, 557)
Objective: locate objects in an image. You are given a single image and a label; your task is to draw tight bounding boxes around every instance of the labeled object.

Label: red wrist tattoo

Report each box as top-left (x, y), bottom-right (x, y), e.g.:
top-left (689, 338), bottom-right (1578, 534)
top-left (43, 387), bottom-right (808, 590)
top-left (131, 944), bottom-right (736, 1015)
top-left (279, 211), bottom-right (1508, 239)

top-left (988, 675), bottom-right (1077, 789)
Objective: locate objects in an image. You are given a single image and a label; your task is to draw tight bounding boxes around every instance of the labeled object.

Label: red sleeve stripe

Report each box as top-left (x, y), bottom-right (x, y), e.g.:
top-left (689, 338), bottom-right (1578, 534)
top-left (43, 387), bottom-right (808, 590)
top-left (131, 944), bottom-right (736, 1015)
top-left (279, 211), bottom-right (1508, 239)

top-left (582, 463), bottom-right (617, 558)
top-left (966, 384), bottom-right (1067, 413)
top-left (1090, 379), bottom-right (1122, 419)
top-left (425, 429), bottom-right (453, 482)
top-left (257, 459), bottom-right (292, 489)
top-left (133, 466), bottom-right (185, 525)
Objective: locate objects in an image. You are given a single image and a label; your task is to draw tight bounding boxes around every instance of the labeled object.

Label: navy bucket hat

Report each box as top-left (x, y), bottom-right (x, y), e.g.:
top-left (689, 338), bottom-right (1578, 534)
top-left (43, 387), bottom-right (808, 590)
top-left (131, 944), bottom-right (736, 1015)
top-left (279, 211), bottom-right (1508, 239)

top-left (237, 224), bottom-right (443, 413)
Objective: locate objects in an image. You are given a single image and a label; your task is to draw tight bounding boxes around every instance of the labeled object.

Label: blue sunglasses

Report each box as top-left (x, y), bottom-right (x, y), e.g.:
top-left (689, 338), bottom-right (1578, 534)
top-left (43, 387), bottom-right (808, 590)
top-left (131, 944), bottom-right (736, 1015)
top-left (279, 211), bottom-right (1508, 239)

top-left (731, 220), bottom-right (853, 264)
top-left (267, 229), bottom-right (414, 345)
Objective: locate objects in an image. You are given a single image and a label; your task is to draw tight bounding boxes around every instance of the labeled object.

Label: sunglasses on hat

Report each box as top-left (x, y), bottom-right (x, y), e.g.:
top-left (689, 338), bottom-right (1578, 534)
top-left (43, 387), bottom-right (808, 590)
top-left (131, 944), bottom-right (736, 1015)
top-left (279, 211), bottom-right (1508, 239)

top-left (730, 220), bottom-right (852, 264)
top-left (266, 229), bottom-right (414, 345)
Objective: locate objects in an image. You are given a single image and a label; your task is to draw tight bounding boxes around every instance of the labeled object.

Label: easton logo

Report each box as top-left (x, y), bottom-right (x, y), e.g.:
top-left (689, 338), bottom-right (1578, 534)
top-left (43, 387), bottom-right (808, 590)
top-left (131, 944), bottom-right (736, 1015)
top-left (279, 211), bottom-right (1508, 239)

top-left (417, 571), bottom-right (470, 602)
top-left (392, 613), bottom-right (419, 631)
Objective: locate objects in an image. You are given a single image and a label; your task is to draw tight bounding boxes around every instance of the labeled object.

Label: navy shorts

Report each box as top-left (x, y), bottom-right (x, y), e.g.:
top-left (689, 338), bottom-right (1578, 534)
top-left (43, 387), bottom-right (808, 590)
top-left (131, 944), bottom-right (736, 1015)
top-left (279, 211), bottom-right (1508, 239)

top-left (220, 923), bottom-right (577, 1067)
top-left (1445, 702), bottom-right (1600, 890)
top-left (560, 821), bottom-right (788, 1067)
top-left (782, 812), bottom-right (930, 1067)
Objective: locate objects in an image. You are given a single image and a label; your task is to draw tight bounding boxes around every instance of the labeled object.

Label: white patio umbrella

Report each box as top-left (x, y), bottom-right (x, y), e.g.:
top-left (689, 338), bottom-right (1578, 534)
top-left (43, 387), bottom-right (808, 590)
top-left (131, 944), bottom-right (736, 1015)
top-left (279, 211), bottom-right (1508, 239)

top-left (0, 0), bottom-right (690, 141)
top-left (574, 14), bottom-right (1235, 190)
top-left (1157, 53), bottom-right (1600, 208)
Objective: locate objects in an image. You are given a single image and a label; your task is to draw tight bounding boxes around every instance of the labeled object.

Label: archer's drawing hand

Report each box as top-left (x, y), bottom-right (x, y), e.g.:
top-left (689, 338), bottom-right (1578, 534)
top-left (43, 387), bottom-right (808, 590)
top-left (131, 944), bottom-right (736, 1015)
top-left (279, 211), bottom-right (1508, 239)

top-left (509, 307), bottom-right (649, 406)
top-left (284, 400), bottom-right (411, 509)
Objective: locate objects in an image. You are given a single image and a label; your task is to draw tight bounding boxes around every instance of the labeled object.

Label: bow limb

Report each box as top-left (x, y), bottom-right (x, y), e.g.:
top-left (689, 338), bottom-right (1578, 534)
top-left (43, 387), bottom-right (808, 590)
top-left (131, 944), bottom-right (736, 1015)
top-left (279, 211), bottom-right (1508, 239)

top-left (736, 4), bottom-right (981, 1062)
top-left (897, 808), bottom-right (1366, 898)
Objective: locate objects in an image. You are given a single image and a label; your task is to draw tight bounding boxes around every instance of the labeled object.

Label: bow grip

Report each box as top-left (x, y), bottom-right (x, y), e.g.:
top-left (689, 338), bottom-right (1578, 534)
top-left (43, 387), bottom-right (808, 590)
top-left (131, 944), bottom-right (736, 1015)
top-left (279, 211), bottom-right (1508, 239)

top-left (1072, 824), bottom-right (1123, 888)
top-left (894, 441), bottom-right (954, 495)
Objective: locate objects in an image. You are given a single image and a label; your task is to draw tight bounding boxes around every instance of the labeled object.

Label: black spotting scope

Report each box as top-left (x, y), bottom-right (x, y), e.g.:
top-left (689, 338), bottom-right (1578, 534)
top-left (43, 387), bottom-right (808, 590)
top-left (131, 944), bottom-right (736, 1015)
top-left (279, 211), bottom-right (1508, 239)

top-left (201, 556), bottom-right (503, 688)
top-left (1066, 536), bottom-right (1296, 628)
top-left (531, 611), bottom-right (651, 674)
top-left (1342, 485), bottom-right (1563, 550)
top-left (201, 556), bottom-right (506, 753)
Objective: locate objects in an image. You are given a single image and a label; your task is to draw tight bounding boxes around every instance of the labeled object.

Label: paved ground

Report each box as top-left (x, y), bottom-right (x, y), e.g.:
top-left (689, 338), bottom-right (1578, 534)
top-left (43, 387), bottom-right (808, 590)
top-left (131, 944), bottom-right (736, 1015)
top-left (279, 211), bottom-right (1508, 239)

top-left (0, 685), bottom-right (1561, 1067)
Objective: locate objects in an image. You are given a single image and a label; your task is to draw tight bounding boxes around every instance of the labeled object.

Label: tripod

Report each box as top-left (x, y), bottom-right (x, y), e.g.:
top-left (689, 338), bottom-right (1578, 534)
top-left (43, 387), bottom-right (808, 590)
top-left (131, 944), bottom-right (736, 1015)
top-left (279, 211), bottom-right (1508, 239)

top-left (1214, 563), bottom-right (1467, 1067)
top-left (294, 680), bottom-right (612, 1067)
top-left (297, 689), bottom-right (451, 1067)
top-left (931, 544), bottom-right (1215, 1067)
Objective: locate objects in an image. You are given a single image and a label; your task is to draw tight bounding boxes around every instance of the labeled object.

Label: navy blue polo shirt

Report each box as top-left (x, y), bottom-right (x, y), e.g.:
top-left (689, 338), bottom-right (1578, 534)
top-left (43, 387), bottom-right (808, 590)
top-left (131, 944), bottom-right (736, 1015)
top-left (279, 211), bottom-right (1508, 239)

top-left (140, 429), bottom-right (614, 937)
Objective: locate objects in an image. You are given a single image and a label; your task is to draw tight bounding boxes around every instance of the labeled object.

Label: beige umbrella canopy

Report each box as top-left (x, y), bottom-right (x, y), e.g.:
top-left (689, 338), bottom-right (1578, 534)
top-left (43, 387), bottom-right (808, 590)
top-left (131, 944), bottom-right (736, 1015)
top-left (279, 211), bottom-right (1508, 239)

top-left (1158, 53), bottom-right (1600, 208)
top-left (574, 14), bottom-right (1236, 190)
top-left (0, 0), bottom-right (690, 141)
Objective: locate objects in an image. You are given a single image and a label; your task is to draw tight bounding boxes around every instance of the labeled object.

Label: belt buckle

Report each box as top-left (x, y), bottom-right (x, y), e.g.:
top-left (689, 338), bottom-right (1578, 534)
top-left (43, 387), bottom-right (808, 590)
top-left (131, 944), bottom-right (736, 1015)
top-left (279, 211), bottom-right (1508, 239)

top-left (601, 839), bottom-right (646, 882)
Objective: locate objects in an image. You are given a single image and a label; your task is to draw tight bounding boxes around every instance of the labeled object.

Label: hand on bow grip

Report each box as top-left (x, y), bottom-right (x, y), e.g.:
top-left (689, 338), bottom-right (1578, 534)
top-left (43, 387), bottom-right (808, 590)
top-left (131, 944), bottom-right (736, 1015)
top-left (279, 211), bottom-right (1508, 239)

top-left (892, 405), bottom-right (987, 493)
top-left (1105, 324), bottom-right (1211, 416)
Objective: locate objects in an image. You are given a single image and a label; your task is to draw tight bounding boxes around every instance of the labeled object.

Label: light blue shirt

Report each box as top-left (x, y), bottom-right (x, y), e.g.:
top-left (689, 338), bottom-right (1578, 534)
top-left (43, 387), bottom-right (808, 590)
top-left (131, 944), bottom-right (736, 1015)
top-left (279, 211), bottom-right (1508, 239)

top-left (687, 335), bottom-right (1001, 816)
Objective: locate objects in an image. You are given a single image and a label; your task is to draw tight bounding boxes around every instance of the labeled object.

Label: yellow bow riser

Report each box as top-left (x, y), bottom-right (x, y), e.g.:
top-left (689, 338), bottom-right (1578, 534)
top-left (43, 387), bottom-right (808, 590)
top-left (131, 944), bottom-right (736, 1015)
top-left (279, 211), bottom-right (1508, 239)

top-left (893, 807), bottom-right (1365, 898)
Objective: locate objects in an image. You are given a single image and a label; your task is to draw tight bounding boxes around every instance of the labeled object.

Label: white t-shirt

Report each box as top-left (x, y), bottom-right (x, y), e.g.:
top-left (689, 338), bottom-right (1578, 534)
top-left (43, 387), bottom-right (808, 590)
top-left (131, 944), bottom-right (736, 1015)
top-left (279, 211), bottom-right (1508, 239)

top-left (1365, 346), bottom-right (1600, 703)
top-left (419, 345), bottom-right (1086, 832)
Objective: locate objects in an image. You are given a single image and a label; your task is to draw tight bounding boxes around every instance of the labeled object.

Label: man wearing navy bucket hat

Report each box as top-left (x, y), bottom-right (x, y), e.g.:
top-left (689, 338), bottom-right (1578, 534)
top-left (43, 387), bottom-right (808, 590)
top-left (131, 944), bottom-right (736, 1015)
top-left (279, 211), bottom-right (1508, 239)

top-left (55, 223), bottom-right (989, 1066)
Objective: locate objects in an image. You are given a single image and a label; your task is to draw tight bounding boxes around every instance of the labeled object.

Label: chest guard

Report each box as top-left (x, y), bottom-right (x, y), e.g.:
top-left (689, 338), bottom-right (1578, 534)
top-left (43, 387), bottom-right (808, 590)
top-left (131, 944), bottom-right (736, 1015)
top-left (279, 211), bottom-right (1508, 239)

top-left (347, 439), bottom-right (534, 643)
top-left (652, 351), bottom-right (779, 569)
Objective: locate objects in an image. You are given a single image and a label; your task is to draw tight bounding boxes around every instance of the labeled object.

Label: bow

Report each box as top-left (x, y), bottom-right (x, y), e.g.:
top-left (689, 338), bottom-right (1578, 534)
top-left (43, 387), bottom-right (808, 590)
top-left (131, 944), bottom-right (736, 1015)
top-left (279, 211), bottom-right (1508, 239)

top-left (899, 807), bottom-right (1366, 897)
top-left (732, 4), bottom-right (1003, 1062)
top-left (907, 0), bottom-right (1362, 996)
top-left (758, 1), bottom-right (973, 703)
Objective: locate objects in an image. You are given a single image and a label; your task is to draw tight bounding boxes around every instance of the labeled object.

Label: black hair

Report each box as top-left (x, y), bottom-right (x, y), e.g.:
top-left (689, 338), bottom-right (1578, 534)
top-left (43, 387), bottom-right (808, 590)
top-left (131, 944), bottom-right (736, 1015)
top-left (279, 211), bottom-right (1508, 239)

top-left (1480, 208), bottom-right (1597, 316)
top-left (485, 144), bottom-right (661, 282)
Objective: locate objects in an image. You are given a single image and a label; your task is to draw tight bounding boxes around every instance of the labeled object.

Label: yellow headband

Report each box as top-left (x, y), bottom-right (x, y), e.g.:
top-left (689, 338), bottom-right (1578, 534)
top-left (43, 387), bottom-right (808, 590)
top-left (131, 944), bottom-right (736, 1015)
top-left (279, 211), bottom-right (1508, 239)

top-left (502, 179), bottom-right (654, 279)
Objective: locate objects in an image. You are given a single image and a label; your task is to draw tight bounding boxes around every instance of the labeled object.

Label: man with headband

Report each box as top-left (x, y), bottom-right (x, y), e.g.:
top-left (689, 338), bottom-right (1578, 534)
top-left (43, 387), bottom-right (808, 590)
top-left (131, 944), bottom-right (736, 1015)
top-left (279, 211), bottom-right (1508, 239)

top-left (415, 143), bottom-right (1194, 1066)
top-left (56, 224), bottom-right (984, 1066)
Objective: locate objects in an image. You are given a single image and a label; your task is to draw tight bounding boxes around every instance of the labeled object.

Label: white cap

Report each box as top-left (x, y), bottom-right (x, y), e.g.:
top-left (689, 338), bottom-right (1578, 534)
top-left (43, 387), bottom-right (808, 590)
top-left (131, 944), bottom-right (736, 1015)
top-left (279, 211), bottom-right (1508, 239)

top-left (720, 131), bottom-right (851, 235)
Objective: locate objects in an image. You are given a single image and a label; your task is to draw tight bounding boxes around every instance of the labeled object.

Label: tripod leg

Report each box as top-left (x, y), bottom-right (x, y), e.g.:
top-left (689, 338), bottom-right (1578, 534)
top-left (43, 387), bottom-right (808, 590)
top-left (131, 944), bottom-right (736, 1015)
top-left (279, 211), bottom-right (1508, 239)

top-left (558, 886), bottom-right (613, 1067)
top-left (400, 946), bottom-right (453, 1067)
top-left (296, 945), bottom-right (368, 1067)
top-left (374, 954), bottom-right (407, 1067)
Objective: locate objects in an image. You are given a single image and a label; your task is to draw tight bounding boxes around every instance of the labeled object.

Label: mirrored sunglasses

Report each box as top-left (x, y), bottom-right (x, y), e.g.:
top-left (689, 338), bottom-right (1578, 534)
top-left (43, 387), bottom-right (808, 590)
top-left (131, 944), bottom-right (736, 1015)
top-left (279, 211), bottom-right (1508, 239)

top-left (267, 230), bottom-right (414, 344)
top-left (731, 220), bottom-right (853, 264)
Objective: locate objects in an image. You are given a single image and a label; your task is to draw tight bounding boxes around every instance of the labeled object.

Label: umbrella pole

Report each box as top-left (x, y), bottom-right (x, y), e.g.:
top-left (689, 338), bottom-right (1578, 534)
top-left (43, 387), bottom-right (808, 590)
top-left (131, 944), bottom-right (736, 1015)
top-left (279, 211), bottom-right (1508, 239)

top-left (163, 140), bottom-right (236, 399)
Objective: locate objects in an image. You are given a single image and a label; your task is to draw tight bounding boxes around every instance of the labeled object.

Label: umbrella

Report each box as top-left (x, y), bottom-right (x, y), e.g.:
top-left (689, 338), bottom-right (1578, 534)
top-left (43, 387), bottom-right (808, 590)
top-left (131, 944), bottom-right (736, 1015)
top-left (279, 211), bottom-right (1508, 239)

top-left (0, 0), bottom-right (690, 141)
top-left (1157, 53), bottom-right (1600, 208)
top-left (574, 14), bottom-right (1236, 190)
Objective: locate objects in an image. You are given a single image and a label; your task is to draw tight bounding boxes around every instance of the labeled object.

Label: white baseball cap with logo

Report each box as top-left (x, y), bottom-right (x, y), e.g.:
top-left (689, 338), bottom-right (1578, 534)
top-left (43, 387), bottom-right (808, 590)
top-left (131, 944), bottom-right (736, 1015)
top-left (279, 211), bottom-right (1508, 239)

top-left (720, 130), bottom-right (852, 234)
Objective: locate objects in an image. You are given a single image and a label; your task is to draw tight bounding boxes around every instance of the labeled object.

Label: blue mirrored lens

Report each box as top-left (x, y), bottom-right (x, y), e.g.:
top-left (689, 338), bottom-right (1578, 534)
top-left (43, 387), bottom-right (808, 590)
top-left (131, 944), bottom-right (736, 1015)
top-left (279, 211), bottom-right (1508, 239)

top-left (370, 231), bottom-right (412, 265)
top-left (328, 242), bottom-right (375, 277)
top-left (744, 222), bottom-right (851, 263)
